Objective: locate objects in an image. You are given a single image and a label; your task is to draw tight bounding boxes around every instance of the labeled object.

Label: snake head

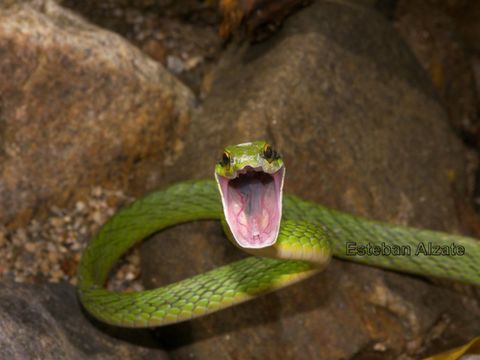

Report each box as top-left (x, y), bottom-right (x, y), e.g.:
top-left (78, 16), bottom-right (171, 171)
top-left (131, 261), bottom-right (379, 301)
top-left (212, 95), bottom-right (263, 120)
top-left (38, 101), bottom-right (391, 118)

top-left (214, 141), bottom-right (285, 249)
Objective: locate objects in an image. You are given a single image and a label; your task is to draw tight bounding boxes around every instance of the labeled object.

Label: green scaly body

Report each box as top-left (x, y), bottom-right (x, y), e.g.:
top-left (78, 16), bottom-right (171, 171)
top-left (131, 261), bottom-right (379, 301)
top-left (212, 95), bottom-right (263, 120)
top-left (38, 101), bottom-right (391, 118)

top-left (78, 180), bottom-right (480, 328)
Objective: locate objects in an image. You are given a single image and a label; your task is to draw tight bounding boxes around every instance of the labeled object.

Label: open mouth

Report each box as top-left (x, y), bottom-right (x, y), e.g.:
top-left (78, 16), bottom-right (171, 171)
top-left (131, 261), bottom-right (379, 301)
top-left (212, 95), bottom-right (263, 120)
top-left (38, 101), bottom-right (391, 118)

top-left (216, 166), bottom-right (285, 249)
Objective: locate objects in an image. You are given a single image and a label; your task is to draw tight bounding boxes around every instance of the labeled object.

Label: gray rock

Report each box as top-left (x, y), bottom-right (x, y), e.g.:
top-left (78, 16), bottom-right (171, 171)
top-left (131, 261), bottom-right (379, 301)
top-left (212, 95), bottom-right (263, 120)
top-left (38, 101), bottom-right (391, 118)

top-left (0, 0), bottom-right (194, 228)
top-left (141, 1), bottom-right (479, 359)
top-left (0, 281), bottom-right (166, 359)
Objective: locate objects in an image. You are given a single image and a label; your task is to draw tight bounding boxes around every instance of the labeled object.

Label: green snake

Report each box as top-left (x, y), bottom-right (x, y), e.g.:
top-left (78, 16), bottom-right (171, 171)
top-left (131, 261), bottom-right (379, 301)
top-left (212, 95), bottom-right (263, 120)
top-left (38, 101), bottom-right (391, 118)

top-left (78, 141), bottom-right (480, 328)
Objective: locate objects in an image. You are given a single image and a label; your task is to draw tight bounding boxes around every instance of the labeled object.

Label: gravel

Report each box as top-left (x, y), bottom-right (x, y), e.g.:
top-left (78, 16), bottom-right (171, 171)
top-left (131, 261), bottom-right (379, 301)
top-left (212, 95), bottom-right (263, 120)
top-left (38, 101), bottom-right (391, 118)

top-left (0, 187), bottom-right (143, 292)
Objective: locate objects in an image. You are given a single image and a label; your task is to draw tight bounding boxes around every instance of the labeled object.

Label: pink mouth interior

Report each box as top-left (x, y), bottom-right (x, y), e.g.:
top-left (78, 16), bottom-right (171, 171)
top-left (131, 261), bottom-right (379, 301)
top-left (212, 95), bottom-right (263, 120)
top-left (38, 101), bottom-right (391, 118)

top-left (217, 167), bottom-right (284, 248)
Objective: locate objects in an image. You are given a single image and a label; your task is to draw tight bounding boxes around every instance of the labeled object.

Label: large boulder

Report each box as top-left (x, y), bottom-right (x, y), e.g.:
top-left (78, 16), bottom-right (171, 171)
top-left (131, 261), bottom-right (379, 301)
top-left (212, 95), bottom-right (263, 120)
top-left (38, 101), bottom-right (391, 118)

top-left (0, 281), bottom-right (166, 359)
top-left (141, 1), bottom-right (479, 359)
top-left (0, 0), bottom-right (194, 228)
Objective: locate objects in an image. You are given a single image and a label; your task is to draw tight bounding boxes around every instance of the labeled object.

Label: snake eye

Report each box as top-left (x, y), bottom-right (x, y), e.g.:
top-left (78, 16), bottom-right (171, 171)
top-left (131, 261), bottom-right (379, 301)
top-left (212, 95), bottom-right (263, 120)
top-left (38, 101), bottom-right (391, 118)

top-left (221, 152), bottom-right (230, 167)
top-left (263, 144), bottom-right (274, 161)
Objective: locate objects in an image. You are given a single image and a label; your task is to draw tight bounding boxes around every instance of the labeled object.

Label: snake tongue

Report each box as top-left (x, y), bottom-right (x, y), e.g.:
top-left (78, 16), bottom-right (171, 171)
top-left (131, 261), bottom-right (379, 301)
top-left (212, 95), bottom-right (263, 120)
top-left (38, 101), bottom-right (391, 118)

top-left (216, 166), bottom-right (285, 249)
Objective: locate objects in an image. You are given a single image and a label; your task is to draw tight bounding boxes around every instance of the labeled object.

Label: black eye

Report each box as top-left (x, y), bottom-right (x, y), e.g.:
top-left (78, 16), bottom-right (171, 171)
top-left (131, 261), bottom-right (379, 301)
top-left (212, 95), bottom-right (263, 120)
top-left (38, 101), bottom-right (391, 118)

top-left (221, 152), bottom-right (230, 166)
top-left (264, 145), bottom-right (273, 160)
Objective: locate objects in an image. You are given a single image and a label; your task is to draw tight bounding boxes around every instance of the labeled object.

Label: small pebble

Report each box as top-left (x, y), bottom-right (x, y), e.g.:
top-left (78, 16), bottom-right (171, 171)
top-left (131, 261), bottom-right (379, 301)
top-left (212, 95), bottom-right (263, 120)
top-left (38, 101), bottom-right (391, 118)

top-left (25, 242), bottom-right (37, 253)
top-left (92, 211), bottom-right (103, 225)
top-left (167, 55), bottom-right (185, 74)
top-left (75, 201), bottom-right (86, 213)
top-left (373, 343), bottom-right (387, 352)
top-left (50, 217), bottom-right (63, 228)
top-left (184, 56), bottom-right (203, 71)
top-left (92, 186), bottom-right (103, 197)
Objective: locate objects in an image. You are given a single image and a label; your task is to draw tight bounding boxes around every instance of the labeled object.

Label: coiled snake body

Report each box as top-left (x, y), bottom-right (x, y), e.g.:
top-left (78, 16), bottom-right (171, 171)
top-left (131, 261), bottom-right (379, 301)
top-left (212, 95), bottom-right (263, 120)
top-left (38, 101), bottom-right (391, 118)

top-left (78, 141), bottom-right (480, 328)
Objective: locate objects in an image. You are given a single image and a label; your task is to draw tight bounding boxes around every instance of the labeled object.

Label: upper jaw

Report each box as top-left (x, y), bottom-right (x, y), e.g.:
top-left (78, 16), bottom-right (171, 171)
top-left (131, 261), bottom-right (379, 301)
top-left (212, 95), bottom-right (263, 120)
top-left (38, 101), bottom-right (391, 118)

top-left (222, 165), bottom-right (274, 179)
top-left (233, 166), bottom-right (264, 177)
